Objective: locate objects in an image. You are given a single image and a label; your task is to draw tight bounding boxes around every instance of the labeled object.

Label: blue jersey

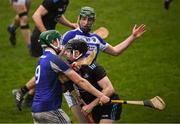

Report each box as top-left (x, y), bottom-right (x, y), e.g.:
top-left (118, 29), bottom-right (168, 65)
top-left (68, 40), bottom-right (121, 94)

top-left (32, 50), bottom-right (70, 112)
top-left (62, 28), bottom-right (109, 61)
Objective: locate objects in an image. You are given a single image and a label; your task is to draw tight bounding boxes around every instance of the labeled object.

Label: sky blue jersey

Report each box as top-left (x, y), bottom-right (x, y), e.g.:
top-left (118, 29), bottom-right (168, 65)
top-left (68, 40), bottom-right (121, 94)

top-left (62, 28), bottom-right (109, 61)
top-left (32, 50), bottom-right (70, 113)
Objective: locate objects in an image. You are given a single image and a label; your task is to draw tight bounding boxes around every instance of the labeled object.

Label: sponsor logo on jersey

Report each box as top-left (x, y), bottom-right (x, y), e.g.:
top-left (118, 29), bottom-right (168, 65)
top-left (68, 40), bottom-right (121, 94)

top-left (83, 74), bottom-right (89, 78)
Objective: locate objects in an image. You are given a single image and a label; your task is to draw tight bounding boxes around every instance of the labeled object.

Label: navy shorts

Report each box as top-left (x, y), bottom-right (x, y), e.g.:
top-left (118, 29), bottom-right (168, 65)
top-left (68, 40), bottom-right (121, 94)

top-left (91, 94), bottom-right (122, 123)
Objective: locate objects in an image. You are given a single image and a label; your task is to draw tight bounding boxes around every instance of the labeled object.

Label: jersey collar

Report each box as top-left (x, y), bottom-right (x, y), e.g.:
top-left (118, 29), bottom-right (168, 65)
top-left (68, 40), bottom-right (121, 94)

top-left (45, 48), bottom-right (57, 55)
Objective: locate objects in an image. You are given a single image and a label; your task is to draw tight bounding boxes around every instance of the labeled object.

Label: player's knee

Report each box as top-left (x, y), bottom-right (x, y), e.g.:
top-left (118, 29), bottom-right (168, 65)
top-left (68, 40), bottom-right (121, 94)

top-left (19, 11), bottom-right (28, 19)
top-left (20, 23), bottom-right (29, 29)
top-left (19, 11), bottom-right (29, 29)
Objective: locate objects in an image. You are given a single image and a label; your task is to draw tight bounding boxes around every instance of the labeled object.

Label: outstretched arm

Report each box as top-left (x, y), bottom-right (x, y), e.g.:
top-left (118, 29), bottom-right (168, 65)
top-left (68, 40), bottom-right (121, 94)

top-left (104, 24), bottom-right (146, 56)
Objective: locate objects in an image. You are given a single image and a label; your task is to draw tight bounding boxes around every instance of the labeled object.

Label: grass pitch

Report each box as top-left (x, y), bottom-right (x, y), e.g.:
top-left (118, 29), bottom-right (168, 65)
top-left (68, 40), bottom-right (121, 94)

top-left (0, 0), bottom-right (180, 123)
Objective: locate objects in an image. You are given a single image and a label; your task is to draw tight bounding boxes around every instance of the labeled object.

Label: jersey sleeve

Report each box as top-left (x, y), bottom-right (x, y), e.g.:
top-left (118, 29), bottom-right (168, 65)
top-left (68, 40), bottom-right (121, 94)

top-left (42, 0), bottom-right (54, 12)
top-left (94, 34), bottom-right (109, 51)
top-left (61, 31), bottom-right (76, 45)
top-left (92, 63), bottom-right (107, 81)
top-left (50, 55), bottom-right (70, 73)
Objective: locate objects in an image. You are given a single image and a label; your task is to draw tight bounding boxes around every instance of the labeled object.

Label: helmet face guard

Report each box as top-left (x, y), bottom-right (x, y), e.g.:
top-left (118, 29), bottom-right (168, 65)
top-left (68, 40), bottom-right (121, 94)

top-left (50, 38), bottom-right (60, 50)
top-left (65, 39), bottom-right (88, 61)
top-left (71, 50), bottom-right (83, 60)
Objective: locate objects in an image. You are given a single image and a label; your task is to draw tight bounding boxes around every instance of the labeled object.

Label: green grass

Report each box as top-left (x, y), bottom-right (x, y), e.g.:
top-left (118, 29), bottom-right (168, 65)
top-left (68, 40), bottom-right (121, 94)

top-left (0, 0), bottom-right (180, 123)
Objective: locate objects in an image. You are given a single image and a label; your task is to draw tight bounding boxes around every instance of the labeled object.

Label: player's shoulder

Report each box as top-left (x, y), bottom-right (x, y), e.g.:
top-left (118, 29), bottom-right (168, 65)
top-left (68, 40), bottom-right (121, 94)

top-left (42, 0), bottom-right (51, 4)
top-left (86, 63), bottom-right (106, 79)
top-left (43, 0), bottom-right (59, 4)
top-left (48, 53), bottom-right (69, 69)
top-left (90, 63), bottom-right (105, 72)
top-left (62, 28), bottom-right (81, 45)
top-left (49, 53), bottom-right (64, 64)
top-left (42, 51), bottom-right (60, 63)
top-left (42, 0), bottom-right (61, 8)
top-left (63, 28), bottom-right (81, 37)
top-left (42, 0), bottom-right (53, 9)
top-left (90, 32), bottom-right (99, 37)
top-left (88, 63), bottom-right (99, 70)
top-left (90, 32), bottom-right (102, 39)
top-left (89, 32), bottom-right (107, 44)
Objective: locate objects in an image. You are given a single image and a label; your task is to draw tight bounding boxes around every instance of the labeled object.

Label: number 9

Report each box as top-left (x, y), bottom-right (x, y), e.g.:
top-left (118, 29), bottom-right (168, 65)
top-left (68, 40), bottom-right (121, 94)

top-left (35, 65), bottom-right (41, 84)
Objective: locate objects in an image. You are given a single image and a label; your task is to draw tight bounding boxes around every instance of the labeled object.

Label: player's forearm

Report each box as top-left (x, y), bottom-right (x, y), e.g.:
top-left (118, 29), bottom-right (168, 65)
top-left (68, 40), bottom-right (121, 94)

top-left (88, 98), bottom-right (99, 109)
top-left (32, 14), bottom-right (46, 32)
top-left (77, 79), bottom-right (104, 98)
top-left (58, 15), bottom-right (75, 29)
top-left (114, 24), bottom-right (146, 55)
top-left (26, 76), bottom-right (36, 89)
top-left (114, 34), bottom-right (136, 55)
top-left (102, 86), bottom-right (115, 97)
top-left (88, 87), bottom-right (115, 108)
top-left (66, 70), bottom-right (108, 101)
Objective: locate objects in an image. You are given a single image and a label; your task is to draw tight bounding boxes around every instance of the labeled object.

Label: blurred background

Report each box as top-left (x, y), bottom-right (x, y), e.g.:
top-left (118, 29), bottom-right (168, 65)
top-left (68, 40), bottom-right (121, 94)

top-left (0, 0), bottom-right (180, 123)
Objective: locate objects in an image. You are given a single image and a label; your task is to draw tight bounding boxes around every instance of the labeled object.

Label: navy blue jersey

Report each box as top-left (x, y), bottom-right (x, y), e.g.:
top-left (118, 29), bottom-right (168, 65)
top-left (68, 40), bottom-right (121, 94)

top-left (32, 50), bottom-right (70, 112)
top-left (62, 28), bottom-right (109, 61)
top-left (42, 0), bottom-right (69, 29)
top-left (77, 63), bottom-right (106, 104)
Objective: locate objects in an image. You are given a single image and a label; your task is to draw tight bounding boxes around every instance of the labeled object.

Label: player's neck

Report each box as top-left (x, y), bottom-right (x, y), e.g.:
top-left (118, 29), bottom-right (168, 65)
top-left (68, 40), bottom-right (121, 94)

top-left (78, 27), bottom-right (91, 34)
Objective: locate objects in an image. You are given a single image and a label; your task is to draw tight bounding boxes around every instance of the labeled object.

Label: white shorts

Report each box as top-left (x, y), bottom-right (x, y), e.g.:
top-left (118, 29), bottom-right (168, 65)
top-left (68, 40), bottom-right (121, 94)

top-left (63, 91), bottom-right (77, 108)
top-left (10, 0), bottom-right (26, 5)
